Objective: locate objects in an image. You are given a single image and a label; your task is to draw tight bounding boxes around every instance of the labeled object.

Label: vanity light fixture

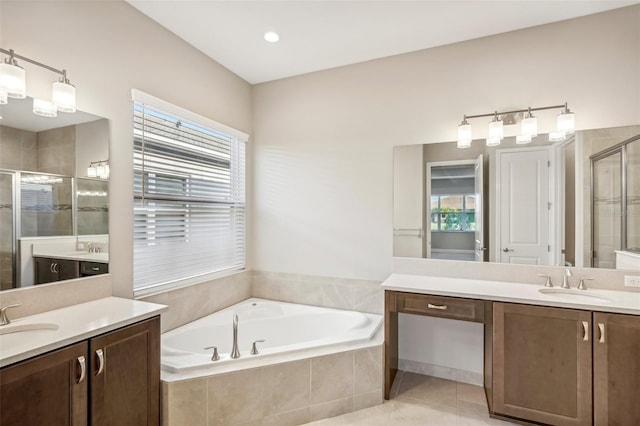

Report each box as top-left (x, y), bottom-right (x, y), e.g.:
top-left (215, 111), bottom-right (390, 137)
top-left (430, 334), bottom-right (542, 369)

top-left (455, 102), bottom-right (576, 148)
top-left (0, 47), bottom-right (77, 115)
top-left (87, 160), bottom-right (109, 179)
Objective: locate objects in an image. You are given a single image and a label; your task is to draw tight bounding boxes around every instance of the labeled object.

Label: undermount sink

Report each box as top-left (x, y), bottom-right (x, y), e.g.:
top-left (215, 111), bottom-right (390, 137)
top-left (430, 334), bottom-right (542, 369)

top-left (538, 288), bottom-right (612, 303)
top-left (0, 322), bottom-right (59, 336)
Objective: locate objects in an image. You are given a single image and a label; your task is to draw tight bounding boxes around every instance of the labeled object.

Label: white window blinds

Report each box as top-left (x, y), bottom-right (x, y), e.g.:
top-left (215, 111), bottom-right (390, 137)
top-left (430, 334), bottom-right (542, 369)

top-left (132, 90), bottom-right (247, 294)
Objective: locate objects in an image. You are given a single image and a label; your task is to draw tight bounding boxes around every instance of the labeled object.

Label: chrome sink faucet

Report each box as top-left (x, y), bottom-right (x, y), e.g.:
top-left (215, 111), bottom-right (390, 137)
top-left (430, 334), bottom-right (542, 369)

top-left (561, 268), bottom-right (573, 289)
top-left (231, 314), bottom-right (241, 359)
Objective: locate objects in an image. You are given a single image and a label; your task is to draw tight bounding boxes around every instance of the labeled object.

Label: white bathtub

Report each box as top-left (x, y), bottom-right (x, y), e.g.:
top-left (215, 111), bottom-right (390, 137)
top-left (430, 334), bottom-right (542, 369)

top-left (161, 298), bottom-right (383, 373)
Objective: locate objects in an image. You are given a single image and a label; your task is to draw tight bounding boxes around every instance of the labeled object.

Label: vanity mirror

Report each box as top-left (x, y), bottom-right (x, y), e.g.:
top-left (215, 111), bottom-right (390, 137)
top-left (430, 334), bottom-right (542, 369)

top-left (0, 97), bottom-right (110, 290)
top-left (393, 125), bottom-right (640, 271)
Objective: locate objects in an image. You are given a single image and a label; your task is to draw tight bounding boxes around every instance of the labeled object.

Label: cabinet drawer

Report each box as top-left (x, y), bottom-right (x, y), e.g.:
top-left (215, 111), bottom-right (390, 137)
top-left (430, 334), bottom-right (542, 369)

top-left (397, 293), bottom-right (484, 322)
top-left (80, 261), bottom-right (108, 276)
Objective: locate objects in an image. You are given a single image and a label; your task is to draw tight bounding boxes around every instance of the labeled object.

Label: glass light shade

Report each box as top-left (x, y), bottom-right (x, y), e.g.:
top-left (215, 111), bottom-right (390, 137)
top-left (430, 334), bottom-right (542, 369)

top-left (457, 123), bottom-right (472, 148)
top-left (0, 62), bottom-right (26, 99)
top-left (103, 164), bottom-right (110, 178)
top-left (96, 164), bottom-right (106, 177)
top-left (87, 166), bottom-right (98, 178)
top-left (486, 136), bottom-right (501, 147)
top-left (488, 119), bottom-right (504, 140)
top-left (52, 80), bottom-right (76, 113)
top-left (549, 131), bottom-right (567, 142)
top-left (457, 138), bottom-right (472, 149)
top-left (516, 134), bottom-right (532, 144)
top-left (0, 87), bottom-right (7, 104)
top-left (521, 116), bottom-right (538, 137)
top-left (557, 110), bottom-right (575, 134)
top-left (33, 98), bottom-right (57, 117)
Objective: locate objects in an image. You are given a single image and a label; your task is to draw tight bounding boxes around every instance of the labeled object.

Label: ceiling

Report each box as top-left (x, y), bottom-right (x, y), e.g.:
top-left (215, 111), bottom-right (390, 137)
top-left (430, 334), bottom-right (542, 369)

top-left (126, 1), bottom-right (639, 84)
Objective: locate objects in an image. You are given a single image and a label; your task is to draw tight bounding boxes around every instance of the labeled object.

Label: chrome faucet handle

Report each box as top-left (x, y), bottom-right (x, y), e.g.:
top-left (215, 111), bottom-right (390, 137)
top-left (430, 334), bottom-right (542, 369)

top-left (537, 274), bottom-right (553, 288)
top-left (204, 346), bottom-right (220, 361)
top-left (0, 304), bottom-right (21, 326)
top-left (577, 278), bottom-right (594, 291)
top-left (250, 340), bottom-right (265, 355)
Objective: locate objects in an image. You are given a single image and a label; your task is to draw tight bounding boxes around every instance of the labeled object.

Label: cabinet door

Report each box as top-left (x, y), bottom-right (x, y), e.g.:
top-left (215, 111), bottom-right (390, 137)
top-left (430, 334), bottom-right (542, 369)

top-left (593, 312), bottom-right (640, 425)
top-left (0, 342), bottom-right (88, 426)
top-left (492, 303), bottom-right (592, 426)
top-left (34, 258), bottom-right (56, 284)
top-left (57, 258), bottom-right (80, 281)
top-left (89, 316), bottom-right (160, 426)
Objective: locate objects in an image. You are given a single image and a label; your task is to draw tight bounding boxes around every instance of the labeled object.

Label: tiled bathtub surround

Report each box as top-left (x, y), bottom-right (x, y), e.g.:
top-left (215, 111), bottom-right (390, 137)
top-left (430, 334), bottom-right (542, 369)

top-left (162, 345), bottom-right (383, 426)
top-left (252, 271), bottom-right (383, 315)
top-left (140, 271), bottom-right (252, 332)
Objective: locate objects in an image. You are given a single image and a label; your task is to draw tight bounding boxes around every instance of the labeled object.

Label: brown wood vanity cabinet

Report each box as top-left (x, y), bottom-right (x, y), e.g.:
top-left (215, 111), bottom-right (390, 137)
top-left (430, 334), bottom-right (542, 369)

top-left (490, 303), bottom-right (640, 426)
top-left (0, 316), bottom-right (160, 426)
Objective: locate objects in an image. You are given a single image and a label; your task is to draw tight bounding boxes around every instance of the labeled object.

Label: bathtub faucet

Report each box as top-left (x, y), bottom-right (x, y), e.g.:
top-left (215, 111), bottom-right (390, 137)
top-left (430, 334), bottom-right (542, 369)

top-left (231, 314), bottom-right (241, 359)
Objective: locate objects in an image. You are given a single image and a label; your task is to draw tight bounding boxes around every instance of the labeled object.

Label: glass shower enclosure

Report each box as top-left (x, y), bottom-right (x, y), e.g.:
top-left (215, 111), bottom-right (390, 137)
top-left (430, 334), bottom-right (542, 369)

top-left (591, 134), bottom-right (640, 268)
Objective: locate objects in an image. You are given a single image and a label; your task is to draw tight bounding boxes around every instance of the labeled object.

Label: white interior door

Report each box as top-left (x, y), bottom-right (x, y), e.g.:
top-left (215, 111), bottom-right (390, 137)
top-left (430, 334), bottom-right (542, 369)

top-left (498, 148), bottom-right (551, 264)
top-left (474, 154), bottom-right (484, 262)
top-left (393, 144), bottom-right (423, 257)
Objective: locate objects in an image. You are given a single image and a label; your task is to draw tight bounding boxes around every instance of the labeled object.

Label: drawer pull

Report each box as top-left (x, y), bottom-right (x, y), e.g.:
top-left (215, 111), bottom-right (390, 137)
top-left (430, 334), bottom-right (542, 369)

top-left (582, 321), bottom-right (589, 342)
top-left (76, 356), bottom-right (86, 384)
top-left (427, 303), bottom-right (448, 311)
top-left (598, 323), bottom-right (606, 344)
top-left (91, 267), bottom-right (100, 271)
top-left (95, 348), bottom-right (105, 375)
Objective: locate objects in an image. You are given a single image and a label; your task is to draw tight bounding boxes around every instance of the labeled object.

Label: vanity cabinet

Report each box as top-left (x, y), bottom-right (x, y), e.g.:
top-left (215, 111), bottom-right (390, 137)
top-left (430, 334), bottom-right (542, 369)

top-left (491, 303), bottom-right (592, 426)
top-left (34, 257), bottom-right (80, 284)
top-left (593, 312), bottom-right (640, 425)
top-left (0, 342), bottom-right (88, 425)
top-left (0, 316), bottom-right (160, 426)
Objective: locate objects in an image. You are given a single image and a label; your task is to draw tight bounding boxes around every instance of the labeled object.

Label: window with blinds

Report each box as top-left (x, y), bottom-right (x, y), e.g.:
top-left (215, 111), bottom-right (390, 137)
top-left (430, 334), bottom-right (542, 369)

top-left (132, 90), bottom-right (247, 294)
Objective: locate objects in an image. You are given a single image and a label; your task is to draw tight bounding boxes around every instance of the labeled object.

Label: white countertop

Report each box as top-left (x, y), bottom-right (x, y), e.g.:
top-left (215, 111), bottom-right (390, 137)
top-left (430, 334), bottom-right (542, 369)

top-left (0, 297), bottom-right (167, 367)
top-left (381, 274), bottom-right (640, 315)
top-left (33, 251), bottom-right (109, 263)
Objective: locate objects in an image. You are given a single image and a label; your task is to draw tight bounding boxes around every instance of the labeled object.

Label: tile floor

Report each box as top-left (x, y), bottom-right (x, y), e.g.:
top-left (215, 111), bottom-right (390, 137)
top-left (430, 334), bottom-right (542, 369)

top-left (306, 371), bottom-right (518, 425)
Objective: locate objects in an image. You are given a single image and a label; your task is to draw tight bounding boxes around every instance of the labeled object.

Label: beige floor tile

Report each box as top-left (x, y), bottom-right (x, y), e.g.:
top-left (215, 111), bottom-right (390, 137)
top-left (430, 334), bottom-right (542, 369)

top-left (388, 398), bottom-right (458, 425)
top-left (457, 382), bottom-right (488, 406)
top-left (396, 372), bottom-right (457, 408)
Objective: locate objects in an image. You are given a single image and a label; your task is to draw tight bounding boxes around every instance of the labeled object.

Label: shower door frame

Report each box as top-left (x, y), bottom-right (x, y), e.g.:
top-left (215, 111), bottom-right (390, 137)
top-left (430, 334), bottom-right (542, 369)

top-left (589, 133), bottom-right (639, 267)
top-left (0, 171), bottom-right (17, 289)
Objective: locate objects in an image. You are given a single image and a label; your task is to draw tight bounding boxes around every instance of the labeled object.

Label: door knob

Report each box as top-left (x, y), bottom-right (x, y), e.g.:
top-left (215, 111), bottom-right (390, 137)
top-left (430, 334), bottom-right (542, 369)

top-left (503, 248), bottom-right (514, 252)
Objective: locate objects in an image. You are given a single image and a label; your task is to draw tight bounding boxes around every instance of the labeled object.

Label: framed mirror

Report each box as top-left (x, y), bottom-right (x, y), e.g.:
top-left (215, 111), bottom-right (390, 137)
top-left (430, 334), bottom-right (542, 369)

top-left (0, 97), bottom-right (109, 290)
top-left (393, 125), bottom-right (640, 271)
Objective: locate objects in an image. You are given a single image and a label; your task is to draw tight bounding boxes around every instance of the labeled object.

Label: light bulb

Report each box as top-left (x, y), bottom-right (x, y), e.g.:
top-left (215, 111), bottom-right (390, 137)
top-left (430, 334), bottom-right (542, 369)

top-left (33, 99), bottom-right (57, 117)
top-left (516, 134), bottom-right (532, 144)
top-left (549, 131), bottom-right (567, 142)
top-left (521, 110), bottom-right (537, 138)
top-left (488, 115), bottom-right (503, 140)
top-left (0, 60), bottom-right (26, 99)
top-left (52, 79), bottom-right (76, 113)
top-left (457, 119), bottom-right (472, 149)
top-left (557, 108), bottom-right (575, 134)
top-left (486, 136), bottom-right (501, 147)
top-left (264, 32), bottom-right (280, 43)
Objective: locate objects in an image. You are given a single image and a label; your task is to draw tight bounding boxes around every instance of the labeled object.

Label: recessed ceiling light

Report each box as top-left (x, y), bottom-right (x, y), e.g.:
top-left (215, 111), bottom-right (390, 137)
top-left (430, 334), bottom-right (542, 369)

top-left (264, 31), bottom-right (279, 43)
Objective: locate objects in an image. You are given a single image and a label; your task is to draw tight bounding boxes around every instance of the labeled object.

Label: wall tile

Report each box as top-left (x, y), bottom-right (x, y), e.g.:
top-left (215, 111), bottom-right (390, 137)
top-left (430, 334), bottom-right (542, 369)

top-left (354, 346), bottom-right (383, 395)
top-left (309, 397), bottom-right (353, 422)
top-left (165, 378), bottom-right (207, 426)
top-left (353, 390), bottom-right (383, 411)
top-left (262, 359), bottom-right (311, 416)
top-left (207, 368), bottom-right (263, 425)
top-left (311, 351), bottom-right (354, 404)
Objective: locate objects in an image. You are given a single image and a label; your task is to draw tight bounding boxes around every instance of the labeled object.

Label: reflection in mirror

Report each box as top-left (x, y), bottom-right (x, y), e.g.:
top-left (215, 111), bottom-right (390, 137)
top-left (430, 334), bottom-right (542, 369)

top-left (0, 97), bottom-right (109, 290)
top-left (393, 125), bottom-right (640, 271)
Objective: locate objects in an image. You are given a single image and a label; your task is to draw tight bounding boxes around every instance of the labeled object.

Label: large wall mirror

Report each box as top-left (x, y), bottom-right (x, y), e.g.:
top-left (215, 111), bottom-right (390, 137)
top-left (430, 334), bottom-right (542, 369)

top-left (393, 125), bottom-right (640, 272)
top-left (0, 97), bottom-right (109, 290)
